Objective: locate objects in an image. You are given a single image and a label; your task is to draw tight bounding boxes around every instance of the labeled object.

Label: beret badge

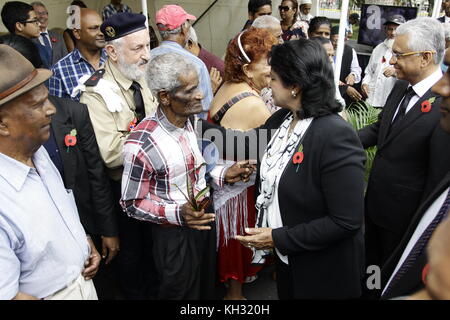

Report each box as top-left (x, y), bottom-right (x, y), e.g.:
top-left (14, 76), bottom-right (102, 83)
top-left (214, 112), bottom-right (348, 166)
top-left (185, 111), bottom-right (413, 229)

top-left (105, 26), bottom-right (116, 38)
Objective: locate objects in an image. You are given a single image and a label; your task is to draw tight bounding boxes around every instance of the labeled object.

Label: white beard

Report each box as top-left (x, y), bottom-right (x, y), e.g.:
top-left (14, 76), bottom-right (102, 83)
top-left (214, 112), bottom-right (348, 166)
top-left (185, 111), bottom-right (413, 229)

top-left (117, 56), bottom-right (148, 82)
top-left (385, 38), bottom-right (395, 49)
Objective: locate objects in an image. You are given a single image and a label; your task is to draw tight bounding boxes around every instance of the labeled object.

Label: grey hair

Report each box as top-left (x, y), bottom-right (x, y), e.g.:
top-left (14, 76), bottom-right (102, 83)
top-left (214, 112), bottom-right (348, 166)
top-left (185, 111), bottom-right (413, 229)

top-left (252, 15), bottom-right (281, 29)
top-left (395, 17), bottom-right (445, 65)
top-left (147, 52), bottom-right (198, 98)
top-left (157, 21), bottom-right (190, 39)
top-left (106, 37), bottom-right (124, 49)
top-left (186, 26), bottom-right (198, 44)
top-left (30, 1), bottom-right (46, 7)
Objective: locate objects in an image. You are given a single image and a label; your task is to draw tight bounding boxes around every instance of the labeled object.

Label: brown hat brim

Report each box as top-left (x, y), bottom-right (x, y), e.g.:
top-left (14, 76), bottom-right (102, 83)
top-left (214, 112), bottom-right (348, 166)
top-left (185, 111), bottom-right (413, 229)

top-left (0, 68), bottom-right (53, 107)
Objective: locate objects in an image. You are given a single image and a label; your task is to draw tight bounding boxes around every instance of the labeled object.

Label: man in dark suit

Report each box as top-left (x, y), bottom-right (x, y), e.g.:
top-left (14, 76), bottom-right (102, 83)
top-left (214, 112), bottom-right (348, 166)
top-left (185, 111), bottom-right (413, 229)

top-left (438, 0), bottom-right (449, 23)
top-left (379, 47), bottom-right (450, 300)
top-left (358, 17), bottom-right (450, 276)
top-left (45, 96), bottom-right (120, 299)
top-left (31, 2), bottom-right (68, 68)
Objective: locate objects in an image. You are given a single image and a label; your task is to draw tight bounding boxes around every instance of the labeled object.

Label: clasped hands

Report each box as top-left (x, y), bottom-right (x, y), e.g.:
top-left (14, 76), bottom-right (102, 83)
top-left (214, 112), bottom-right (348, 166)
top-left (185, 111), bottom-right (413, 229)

top-left (180, 160), bottom-right (256, 231)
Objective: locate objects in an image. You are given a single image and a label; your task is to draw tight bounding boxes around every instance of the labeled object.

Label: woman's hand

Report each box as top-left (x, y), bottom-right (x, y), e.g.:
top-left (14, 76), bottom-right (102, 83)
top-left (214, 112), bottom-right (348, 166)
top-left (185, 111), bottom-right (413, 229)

top-left (235, 228), bottom-right (274, 250)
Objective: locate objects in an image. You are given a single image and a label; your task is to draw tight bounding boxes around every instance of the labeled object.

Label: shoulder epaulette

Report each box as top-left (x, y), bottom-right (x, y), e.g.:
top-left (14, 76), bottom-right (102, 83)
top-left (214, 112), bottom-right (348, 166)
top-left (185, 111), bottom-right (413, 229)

top-left (84, 69), bottom-right (106, 87)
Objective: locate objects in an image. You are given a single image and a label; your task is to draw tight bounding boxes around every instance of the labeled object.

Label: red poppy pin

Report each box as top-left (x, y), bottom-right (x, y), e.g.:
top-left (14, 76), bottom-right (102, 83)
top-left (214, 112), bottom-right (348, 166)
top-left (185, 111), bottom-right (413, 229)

top-left (128, 118), bottom-right (137, 132)
top-left (421, 97), bottom-right (436, 113)
top-left (292, 144), bottom-right (304, 172)
top-left (381, 56), bottom-right (386, 64)
top-left (64, 129), bottom-right (77, 152)
top-left (51, 37), bottom-right (58, 43)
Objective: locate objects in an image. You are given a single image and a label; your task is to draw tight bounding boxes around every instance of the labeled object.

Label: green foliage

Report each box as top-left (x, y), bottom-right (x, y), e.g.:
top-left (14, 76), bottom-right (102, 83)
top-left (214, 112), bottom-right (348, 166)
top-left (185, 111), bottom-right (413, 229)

top-left (345, 100), bottom-right (381, 182)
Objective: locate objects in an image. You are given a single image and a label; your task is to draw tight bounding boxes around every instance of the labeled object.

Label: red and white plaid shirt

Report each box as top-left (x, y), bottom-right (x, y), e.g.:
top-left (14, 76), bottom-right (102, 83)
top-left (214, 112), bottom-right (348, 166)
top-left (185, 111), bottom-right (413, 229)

top-left (120, 108), bottom-right (226, 226)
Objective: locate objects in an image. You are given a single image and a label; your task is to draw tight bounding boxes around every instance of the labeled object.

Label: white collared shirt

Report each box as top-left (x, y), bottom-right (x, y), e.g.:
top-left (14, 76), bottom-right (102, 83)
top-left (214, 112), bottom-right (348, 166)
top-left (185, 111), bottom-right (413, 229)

top-left (392, 67), bottom-right (443, 121)
top-left (38, 29), bottom-right (52, 47)
top-left (382, 187), bottom-right (450, 295)
top-left (445, 16), bottom-right (450, 24)
top-left (0, 147), bottom-right (89, 299)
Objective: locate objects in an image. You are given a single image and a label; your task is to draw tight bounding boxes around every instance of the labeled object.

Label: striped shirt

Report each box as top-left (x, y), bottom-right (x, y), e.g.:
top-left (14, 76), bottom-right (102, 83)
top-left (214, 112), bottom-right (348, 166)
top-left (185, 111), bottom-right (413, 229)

top-left (48, 49), bottom-right (107, 100)
top-left (102, 3), bottom-right (132, 21)
top-left (120, 108), bottom-right (226, 226)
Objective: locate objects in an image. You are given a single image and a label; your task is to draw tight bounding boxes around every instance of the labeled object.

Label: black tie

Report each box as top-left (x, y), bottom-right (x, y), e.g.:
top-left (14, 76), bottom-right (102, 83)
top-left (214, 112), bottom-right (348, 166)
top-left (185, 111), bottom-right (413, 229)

top-left (130, 81), bottom-right (145, 122)
top-left (391, 86), bottom-right (416, 128)
top-left (382, 188), bottom-right (450, 297)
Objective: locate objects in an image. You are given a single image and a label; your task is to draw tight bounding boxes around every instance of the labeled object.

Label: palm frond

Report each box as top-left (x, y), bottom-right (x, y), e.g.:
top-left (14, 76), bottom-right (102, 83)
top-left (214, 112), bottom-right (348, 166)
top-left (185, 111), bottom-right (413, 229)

top-left (345, 101), bottom-right (381, 182)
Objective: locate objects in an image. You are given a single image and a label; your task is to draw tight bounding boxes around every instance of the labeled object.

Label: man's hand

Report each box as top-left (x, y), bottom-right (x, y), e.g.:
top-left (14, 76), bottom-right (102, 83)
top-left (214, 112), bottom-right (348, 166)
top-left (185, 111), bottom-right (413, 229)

top-left (101, 236), bottom-right (120, 265)
top-left (383, 66), bottom-right (396, 78)
top-left (235, 228), bottom-right (274, 250)
top-left (82, 237), bottom-right (101, 280)
top-left (345, 74), bottom-right (356, 86)
top-left (180, 204), bottom-right (215, 231)
top-left (346, 86), bottom-right (362, 101)
top-left (210, 67), bottom-right (223, 94)
top-left (225, 160), bottom-right (255, 185)
top-left (361, 84), bottom-right (370, 99)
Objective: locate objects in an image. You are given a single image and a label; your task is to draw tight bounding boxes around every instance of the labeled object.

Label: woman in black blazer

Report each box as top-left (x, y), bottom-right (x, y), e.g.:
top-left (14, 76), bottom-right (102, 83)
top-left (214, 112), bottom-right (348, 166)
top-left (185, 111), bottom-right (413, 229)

top-left (234, 39), bottom-right (366, 299)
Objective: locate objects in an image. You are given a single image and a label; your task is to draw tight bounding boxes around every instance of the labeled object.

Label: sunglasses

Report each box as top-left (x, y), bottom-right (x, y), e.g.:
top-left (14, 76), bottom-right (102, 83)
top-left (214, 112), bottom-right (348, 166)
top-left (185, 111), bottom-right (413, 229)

top-left (278, 5), bottom-right (292, 12)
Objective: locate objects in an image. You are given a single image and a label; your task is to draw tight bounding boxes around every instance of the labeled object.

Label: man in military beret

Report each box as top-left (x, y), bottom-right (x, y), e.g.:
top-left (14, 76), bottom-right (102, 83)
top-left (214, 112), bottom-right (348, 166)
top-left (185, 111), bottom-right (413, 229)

top-left (79, 12), bottom-right (158, 300)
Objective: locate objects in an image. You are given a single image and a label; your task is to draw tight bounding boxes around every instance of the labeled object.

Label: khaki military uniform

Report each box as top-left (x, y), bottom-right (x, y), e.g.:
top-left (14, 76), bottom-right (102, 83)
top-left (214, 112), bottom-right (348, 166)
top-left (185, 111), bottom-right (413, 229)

top-left (80, 59), bottom-right (157, 181)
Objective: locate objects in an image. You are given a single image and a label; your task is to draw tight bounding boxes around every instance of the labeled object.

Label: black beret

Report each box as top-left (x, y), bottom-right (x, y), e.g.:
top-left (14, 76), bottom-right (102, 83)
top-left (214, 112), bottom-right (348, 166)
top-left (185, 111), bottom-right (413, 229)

top-left (101, 12), bottom-right (147, 42)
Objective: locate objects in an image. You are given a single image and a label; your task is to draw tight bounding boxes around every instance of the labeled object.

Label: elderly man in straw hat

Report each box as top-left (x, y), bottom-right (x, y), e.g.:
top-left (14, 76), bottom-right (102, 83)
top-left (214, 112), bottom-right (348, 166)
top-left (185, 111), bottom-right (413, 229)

top-left (0, 45), bottom-right (100, 300)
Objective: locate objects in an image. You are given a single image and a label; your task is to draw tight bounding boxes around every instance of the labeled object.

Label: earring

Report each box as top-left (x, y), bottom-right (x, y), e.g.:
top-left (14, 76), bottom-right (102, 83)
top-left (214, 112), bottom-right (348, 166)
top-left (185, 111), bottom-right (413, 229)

top-left (291, 90), bottom-right (297, 98)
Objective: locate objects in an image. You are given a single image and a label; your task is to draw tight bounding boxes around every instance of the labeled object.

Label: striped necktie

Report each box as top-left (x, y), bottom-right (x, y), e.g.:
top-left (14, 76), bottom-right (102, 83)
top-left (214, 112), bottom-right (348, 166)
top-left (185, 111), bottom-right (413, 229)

top-left (382, 188), bottom-right (450, 297)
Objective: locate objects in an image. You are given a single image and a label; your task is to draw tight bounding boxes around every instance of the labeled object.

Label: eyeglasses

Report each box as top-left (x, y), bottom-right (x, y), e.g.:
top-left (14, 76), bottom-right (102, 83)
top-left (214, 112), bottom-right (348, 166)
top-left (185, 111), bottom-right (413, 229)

top-left (391, 50), bottom-right (436, 60)
top-left (278, 6), bottom-right (292, 12)
top-left (21, 19), bottom-right (40, 25)
top-left (36, 11), bottom-right (49, 16)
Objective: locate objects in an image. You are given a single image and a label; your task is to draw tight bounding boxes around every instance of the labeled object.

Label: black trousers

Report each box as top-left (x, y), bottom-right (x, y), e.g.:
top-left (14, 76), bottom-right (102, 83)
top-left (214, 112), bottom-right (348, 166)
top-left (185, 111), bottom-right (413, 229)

top-left (110, 179), bottom-right (158, 300)
top-left (275, 255), bottom-right (295, 300)
top-left (364, 216), bottom-right (403, 269)
top-left (152, 223), bottom-right (217, 300)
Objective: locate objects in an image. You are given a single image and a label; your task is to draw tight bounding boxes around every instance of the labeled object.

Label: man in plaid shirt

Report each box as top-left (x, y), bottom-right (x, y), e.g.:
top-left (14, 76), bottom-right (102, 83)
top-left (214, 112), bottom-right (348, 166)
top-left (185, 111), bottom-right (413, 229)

top-left (49, 8), bottom-right (106, 100)
top-left (120, 52), bottom-right (252, 299)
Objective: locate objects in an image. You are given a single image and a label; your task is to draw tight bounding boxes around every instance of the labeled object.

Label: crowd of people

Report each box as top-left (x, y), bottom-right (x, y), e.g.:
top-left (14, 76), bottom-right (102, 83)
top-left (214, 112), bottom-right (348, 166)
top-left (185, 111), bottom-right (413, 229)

top-left (0, 0), bottom-right (450, 301)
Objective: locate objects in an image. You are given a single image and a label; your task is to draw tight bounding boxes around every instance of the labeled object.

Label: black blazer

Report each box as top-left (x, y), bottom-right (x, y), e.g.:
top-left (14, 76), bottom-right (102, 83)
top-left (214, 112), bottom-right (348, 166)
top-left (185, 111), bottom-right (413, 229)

top-left (358, 80), bottom-right (450, 237)
top-left (49, 96), bottom-right (118, 237)
top-left (380, 172), bottom-right (450, 299)
top-left (200, 109), bottom-right (366, 298)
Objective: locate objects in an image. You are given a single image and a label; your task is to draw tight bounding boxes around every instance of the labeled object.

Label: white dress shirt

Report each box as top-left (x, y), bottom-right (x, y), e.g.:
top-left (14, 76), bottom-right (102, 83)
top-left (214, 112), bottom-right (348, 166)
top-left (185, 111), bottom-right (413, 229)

top-left (392, 67), bottom-right (443, 121)
top-left (350, 48), bottom-right (362, 83)
top-left (0, 147), bottom-right (89, 299)
top-left (362, 39), bottom-right (397, 107)
top-left (382, 187), bottom-right (450, 295)
top-left (38, 29), bottom-right (52, 48)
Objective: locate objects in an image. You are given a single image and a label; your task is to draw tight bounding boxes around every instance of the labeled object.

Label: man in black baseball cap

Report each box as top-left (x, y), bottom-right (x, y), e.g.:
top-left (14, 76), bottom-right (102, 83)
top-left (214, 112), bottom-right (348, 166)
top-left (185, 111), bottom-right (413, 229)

top-left (384, 14), bottom-right (406, 26)
top-left (79, 12), bottom-right (158, 300)
top-left (361, 14), bottom-right (405, 108)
